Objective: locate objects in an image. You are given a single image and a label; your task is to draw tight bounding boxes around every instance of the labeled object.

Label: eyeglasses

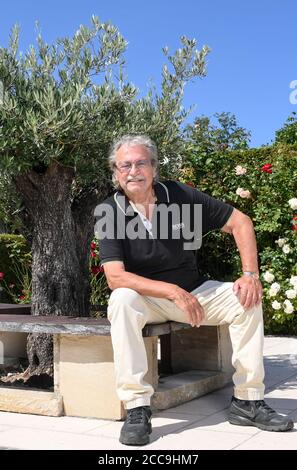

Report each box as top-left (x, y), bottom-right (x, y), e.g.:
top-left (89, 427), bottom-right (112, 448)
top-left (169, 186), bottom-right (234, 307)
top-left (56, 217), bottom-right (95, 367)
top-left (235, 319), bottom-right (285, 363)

top-left (115, 159), bottom-right (152, 174)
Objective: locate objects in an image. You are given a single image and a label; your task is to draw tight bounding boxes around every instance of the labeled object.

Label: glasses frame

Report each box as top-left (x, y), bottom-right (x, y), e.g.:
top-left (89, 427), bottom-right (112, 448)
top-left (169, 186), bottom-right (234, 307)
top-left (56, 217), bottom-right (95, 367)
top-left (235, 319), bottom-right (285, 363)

top-left (114, 159), bottom-right (153, 174)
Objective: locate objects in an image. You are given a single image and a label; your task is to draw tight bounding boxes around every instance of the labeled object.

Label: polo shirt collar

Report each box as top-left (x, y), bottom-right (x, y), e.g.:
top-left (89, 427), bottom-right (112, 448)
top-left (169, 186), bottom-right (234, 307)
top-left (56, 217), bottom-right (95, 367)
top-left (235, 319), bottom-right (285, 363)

top-left (114, 181), bottom-right (170, 216)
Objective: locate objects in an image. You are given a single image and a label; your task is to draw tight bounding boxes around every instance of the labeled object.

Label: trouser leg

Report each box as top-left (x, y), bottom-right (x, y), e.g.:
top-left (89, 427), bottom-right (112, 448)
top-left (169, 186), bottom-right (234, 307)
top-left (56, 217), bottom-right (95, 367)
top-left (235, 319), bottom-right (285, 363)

top-left (191, 280), bottom-right (265, 400)
top-left (107, 287), bottom-right (167, 410)
top-left (134, 280), bottom-right (265, 400)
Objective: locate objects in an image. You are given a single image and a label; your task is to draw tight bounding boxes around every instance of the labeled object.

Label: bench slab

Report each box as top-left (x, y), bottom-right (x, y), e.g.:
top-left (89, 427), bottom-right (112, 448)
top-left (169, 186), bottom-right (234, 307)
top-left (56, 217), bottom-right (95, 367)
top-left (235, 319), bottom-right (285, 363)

top-left (0, 314), bottom-right (191, 337)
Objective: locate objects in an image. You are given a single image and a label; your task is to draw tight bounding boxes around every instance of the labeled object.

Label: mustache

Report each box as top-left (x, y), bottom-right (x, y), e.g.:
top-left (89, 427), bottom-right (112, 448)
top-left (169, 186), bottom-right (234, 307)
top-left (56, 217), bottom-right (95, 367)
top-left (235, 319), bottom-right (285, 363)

top-left (127, 178), bottom-right (144, 182)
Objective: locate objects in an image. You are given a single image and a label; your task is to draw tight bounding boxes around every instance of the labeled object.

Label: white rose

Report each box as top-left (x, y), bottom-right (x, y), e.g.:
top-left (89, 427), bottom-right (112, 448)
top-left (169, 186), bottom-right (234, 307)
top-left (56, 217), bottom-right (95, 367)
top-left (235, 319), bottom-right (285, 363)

top-left (289, 276), bottom-right (297, 288)
top-left (275, 238), bottom-right (286, 248)
top-left (263, 271), bottom-right (275, 283)
top-left (272, 300), bottom-right (281, 310)
top-left (283, 300), bottom-right (294, 314)
top-left (288, 198), bottom-right (297, 210)
top-left (282, 244), bottom-right (291, 254)
top-left (270, 282), bottom-right (281, 292)
top-left (285, 289), bottom-right (297, 299)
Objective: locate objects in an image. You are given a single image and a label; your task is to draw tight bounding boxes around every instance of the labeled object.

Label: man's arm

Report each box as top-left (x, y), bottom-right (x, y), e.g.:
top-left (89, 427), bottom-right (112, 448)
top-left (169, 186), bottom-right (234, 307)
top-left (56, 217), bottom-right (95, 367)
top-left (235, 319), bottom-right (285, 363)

top-left (221, 208), bottom-right (262, 309)
top-left (103, 261), bottom-right (204, 327)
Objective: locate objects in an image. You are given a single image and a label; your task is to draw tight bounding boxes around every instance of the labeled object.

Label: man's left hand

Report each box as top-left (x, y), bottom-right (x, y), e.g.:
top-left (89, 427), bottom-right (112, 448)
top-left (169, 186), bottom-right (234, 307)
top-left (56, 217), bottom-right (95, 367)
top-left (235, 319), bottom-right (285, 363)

top-left (233, 275), bottom-right (263, 310)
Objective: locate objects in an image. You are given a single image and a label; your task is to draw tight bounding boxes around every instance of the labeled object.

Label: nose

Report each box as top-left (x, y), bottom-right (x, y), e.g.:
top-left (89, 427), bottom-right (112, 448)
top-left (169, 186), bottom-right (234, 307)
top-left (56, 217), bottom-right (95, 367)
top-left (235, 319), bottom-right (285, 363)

top-left (129, 163), bottom-right (141, 175)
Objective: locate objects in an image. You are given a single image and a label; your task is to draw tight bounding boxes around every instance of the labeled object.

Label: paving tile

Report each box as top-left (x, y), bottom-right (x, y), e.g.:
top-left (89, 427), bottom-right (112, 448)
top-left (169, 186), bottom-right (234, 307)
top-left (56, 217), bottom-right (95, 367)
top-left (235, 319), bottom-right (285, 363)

top-left (234, 429), bottom-right (297, 450)
top-left (0, 424), bottom-right (11, 432)
top-left (264, 370), bottom-right (297, 390)
top-left (0, 411), bottom-right (108, 433)
top-left (144, 428), bottom-right (250, 450)
top-left (0, 427), bottom-right (129, 450)
top-left (162, 393), bottom-right (230, 417)
top-left (181, 410), bottom-right (260, 435)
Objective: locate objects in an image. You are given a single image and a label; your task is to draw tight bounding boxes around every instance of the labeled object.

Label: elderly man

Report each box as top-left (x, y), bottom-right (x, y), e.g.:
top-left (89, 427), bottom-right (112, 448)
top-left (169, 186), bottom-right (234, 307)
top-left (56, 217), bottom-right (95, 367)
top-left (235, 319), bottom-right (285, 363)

top-left (96, 135), bottom-right (293, 446)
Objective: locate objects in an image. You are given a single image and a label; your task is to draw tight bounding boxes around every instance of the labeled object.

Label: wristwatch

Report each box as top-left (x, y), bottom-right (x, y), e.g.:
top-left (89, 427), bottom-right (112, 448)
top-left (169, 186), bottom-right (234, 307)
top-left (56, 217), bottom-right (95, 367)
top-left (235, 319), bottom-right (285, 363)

top-left (243, 271), bottom-right (260, 280)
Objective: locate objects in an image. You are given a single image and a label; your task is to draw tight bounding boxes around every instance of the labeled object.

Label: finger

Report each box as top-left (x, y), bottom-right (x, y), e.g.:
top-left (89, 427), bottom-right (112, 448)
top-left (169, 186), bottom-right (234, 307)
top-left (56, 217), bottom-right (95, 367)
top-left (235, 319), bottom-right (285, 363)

top-left (257, 284), bottom-right (263, 305)
top-left (238, 287), bottom-right (248, 307)
top-left (187, 303), bottom-right (196, 327)
top-left (244, 288), bottom-right (256, 310)
top-left (195, 301), bottom-right (204, 325)
top-left (248, 289), bottom-right (258, 309)
top-left (233, 283), bottom-right (240, 295)
top-left (243, 287), bottom-right (251, 309)
top-left (191, 305), bottom-right (200, 326)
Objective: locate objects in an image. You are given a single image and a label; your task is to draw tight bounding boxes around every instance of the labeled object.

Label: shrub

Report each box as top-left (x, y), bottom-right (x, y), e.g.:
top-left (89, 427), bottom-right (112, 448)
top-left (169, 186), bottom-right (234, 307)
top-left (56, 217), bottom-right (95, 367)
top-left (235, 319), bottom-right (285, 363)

top-left (0, 234), bottom-right (32, 303)
top-left (181, 133), bottom-right (297, 334)
top-left (89, 239), bottom-right (110, 309)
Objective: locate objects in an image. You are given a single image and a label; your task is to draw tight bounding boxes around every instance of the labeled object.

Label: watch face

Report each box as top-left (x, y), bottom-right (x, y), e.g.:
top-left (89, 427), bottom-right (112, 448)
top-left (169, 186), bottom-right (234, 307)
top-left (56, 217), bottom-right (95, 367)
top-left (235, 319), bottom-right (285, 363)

top-left (244, 272), bottom-right (259, 279)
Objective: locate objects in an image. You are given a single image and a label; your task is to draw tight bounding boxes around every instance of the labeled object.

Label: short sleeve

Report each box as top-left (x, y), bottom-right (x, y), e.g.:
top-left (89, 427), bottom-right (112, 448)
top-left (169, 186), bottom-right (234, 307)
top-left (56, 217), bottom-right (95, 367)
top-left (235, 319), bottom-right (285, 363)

top-left (95, 203), bottom-right (124, 265)
top-left (192, 189), bottom-right (234, 233)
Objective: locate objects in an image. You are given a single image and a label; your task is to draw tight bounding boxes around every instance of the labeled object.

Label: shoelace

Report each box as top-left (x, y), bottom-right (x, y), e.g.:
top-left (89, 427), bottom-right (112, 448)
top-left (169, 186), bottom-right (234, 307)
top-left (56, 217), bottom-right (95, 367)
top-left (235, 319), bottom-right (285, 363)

top-left (255, 400), bottom-right (276, 415)
top-left (127, 408), bottom-right (148, 424)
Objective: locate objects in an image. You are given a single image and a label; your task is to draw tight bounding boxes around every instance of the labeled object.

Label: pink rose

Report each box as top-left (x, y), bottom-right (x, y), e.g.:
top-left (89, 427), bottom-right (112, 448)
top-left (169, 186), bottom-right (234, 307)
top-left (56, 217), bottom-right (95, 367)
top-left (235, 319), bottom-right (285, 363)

top-left (235, 165), bottom-right (247, 175)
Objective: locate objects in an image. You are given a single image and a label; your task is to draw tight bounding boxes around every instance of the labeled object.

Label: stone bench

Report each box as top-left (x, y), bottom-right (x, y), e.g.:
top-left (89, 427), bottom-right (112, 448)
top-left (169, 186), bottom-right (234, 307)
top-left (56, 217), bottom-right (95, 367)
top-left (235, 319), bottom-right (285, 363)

top-left (0, 310), bottom-right (233, 420)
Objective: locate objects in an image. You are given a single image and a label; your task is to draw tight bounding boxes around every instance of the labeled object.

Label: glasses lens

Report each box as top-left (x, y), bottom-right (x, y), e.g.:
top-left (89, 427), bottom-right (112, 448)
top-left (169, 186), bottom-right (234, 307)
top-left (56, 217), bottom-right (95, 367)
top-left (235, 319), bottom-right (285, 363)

top-left (116, 160), bottom-right (151, 173)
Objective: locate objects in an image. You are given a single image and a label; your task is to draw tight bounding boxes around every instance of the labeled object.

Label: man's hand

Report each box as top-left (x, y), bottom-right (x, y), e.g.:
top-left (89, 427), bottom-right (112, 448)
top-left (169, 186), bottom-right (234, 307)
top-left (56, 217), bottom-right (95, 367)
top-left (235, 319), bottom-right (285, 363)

top-left (169, 286), bottom-right (204, 327)
top-left (233, 275), bottom-right (263, 310)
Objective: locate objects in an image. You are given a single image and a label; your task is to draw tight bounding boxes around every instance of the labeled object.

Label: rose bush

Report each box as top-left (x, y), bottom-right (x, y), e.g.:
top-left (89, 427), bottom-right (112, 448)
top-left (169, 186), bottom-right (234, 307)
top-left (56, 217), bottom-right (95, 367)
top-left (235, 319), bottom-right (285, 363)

top-left (181, 121), bottom-right (297, 334)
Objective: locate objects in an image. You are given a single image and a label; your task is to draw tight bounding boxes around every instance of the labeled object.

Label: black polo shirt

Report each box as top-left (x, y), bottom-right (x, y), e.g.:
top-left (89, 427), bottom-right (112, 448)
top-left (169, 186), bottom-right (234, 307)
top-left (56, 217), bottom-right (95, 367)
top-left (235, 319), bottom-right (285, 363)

top-left (96, 181), bottom-right (234, 292)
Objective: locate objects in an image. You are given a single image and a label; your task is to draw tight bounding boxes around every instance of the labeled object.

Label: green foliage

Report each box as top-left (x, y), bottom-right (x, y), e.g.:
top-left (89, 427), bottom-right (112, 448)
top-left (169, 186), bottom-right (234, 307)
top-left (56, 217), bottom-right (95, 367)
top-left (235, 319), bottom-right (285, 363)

top-left (185, 112), bottom-right (251, 158)
top-left (181, 123), bottom-right (297, 334)
top-left (275, 112), bottom-right (297, 145)
top-left (89, 238), bottom-right (110, 308)
top-left (0, 17), bottom-right (131, 185)
top-left (0, 234), bottom-right (31, 302)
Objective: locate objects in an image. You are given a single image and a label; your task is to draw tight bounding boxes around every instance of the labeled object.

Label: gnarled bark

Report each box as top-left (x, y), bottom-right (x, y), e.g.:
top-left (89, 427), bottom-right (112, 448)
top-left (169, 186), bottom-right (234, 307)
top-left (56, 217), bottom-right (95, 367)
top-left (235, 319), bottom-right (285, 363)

top-left (10, 161), bottom-right (102, 386)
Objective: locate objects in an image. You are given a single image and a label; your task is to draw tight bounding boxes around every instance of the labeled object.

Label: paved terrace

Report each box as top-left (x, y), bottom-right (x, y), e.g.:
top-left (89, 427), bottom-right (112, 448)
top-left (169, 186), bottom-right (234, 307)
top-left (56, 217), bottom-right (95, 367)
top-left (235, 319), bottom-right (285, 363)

top-left (0, 336), bottom-right (296, 450)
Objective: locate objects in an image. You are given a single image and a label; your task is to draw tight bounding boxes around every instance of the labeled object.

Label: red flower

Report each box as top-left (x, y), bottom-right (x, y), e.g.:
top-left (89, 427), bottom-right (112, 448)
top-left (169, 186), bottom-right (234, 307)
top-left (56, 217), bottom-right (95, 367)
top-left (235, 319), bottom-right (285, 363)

top-left (0, 272), bottom-right (5, 280)
top-left (261, 163), bottom-right (272, 173)
top-left (19, 295), bottom-right (25, 301)
top-left (292, 215), bottom-right (297, 231)
top-left (186, 181), bottom-right (195, 188)
top-left (91, 266), bottom-right (104, 275)
top-left (90, 242), bottom-right (97, 250)
top-left (90, 251), bottom-right (97, 259)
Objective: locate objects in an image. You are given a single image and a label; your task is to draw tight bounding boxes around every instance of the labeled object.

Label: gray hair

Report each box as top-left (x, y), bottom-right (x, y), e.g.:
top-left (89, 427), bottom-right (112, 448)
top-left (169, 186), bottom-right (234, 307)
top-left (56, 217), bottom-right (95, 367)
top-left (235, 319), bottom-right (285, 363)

top-left (108, 135), bottom-right (159, 190)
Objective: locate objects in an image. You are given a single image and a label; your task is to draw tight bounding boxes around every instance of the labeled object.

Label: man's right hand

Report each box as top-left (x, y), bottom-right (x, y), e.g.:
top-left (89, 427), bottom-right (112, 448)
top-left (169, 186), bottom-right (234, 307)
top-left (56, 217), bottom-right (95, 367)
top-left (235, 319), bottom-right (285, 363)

top-left (168, 286), bottom-right (205, 327)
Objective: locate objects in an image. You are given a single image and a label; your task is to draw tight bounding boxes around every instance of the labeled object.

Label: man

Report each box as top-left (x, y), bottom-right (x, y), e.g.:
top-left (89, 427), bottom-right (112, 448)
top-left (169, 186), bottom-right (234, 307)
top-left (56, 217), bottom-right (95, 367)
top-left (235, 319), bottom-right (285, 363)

top-left (96, 134), bottom-right (293, 446)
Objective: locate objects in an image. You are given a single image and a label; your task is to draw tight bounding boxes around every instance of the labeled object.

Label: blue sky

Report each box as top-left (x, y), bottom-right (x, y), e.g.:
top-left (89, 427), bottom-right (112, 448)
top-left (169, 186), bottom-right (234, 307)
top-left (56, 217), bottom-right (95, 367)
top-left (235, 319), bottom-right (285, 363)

top-left (0, 0), bottom-right (296, 147)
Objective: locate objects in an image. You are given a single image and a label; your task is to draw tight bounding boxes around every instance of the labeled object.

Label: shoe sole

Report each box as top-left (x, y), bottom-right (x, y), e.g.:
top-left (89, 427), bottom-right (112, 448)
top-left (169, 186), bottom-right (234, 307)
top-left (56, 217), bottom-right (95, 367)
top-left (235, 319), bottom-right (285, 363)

top-left (229, 414), bottom-right (294, 432)
top-left (120, 423), bottom-right (152, 446)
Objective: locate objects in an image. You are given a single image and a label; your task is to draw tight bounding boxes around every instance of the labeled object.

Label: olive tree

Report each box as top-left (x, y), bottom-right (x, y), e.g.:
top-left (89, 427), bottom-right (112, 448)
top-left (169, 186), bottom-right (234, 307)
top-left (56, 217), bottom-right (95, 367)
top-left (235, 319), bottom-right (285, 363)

top-left (0, 17), bottom-right (209, 382)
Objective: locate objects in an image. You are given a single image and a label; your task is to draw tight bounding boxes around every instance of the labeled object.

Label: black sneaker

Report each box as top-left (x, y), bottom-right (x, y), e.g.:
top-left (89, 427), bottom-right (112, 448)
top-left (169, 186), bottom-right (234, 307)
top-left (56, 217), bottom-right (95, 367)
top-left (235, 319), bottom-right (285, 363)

top-left (120, 406), bottom-right (152, 446)
top-left (229, 396), bottom-right (294, 432)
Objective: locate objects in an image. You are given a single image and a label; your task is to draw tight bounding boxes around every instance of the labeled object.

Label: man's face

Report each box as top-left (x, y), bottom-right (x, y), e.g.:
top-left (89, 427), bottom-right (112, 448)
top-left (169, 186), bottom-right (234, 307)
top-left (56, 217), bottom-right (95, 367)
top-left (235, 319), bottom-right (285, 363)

top-left (114, 144), bottom-right (156, 196)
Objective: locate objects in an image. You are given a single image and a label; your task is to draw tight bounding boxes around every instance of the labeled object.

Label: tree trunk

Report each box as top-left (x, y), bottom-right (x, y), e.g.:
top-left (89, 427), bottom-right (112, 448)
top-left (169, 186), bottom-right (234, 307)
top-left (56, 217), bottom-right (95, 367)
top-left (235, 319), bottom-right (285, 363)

top-left (12, 160), bottom-right (97, 385)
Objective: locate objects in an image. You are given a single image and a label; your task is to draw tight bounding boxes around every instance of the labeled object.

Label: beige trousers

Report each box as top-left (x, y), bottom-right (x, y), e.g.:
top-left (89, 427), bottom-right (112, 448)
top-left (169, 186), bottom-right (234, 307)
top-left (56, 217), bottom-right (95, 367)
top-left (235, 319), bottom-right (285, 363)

top-left (107, 280), bottom-right (265, 410)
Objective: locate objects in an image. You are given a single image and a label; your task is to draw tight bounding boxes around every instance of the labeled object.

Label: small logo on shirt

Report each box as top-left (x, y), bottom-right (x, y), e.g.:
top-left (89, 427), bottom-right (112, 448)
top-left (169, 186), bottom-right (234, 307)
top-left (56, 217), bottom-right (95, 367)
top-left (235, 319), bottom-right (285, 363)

top-left (172, 222), bottom-right (185, 230)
